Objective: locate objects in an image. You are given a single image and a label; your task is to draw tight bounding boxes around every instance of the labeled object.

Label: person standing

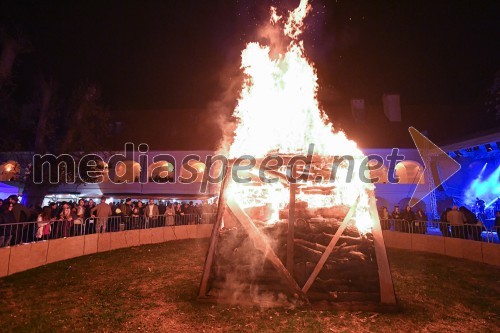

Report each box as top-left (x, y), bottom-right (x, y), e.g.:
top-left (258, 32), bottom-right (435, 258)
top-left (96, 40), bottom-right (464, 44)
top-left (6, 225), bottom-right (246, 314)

top-left (36, 206), bottom-right (53, 241)
top-left (379, 206), bottom-right (390, 230)
top-left (144, 199), bottom-right (159, 228)
top-left (0, 203), bottom-right (16, 246)
top-left (49, 202), bottom-right (59, 219)
top-left (447, 205), bottom-right (466, 239)
top-left (90, 197), bottom-right (112, 233)
top-left (460, 206), bottom-right (483, 241)
top-left (440, 208), bottom-right (452, 237)
top-left (8, 195), bottom-right (31, 244)
top-left (186, 201), bottom-right (197, 224)
top-left (392, 206), bottom-right (402, 232)
top-left (401, 205), bottom-right (416, 233)
top-left (130, 205), bottom-right (141, 229)
top-left (174, 202), bottom-right (182, 225)
top-left (119, 198), bottom-right (133, 230)
top-left (415, 208), bottom-right (428, 234)
top-left (136, 201), bottom-right (145, 228)
top-left (475, 198), bottom-right (485, 215)
top-left (74, 199), bottom-right (86, 236)
top-left (8, 195), bottom-right (31, 223)
top-left (164, 203), bottom-right (175, 226)
top-left (58, 203), bottom-right (76, 238)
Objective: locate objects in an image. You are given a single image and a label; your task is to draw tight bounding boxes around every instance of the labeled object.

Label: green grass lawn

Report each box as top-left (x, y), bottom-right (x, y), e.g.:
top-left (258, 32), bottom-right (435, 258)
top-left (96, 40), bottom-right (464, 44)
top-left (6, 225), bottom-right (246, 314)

top-left (0, 239), bottom-right (499, 332)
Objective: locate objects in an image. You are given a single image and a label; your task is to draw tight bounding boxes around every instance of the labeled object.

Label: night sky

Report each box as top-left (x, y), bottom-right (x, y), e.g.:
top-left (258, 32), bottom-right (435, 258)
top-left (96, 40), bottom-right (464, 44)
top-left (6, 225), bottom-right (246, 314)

top-left (1, 0), bottom-right (499, 149)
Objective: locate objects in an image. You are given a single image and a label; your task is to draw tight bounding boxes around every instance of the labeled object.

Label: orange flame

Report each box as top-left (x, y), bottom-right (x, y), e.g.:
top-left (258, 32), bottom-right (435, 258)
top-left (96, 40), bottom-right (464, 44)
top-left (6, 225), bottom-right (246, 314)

top-left (226, 0), bottom-right (374, 233)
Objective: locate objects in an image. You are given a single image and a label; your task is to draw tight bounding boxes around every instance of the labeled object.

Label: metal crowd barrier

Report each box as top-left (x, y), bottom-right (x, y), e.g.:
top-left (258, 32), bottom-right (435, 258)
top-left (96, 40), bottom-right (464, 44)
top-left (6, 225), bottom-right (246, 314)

top-left (379, 219), bottom-right (499, 243)
top-left (0, 215), bottom-right (497, 247)
top-left (0, 213), bottom-right (216, 247)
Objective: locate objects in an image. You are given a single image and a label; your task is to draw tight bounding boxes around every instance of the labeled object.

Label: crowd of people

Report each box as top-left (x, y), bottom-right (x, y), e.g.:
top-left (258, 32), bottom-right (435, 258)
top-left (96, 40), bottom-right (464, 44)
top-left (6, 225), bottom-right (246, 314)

top-left (2, 193), bottom-right (499, 247)
top-left (378, 205), bottom-right (428, 233)
top-left (379, 203), bottom-right (500, 241)
top-left (0, 195), bottom-right (218, 247)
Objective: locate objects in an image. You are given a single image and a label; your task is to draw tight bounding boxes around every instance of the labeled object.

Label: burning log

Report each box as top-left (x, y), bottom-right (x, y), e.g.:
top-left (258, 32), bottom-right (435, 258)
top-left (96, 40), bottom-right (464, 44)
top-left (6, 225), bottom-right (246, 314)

top-left (316, 206), bottom-right (350, 219)
top-left (294, 231), bottom-right (331, 245)
top-left (308, 220), bottom-right (360, 238)
top-left (279, 209), bottom-right (315, 220)
top-left (200, 167), bottom-right (395, 309)
top-left (294, 238), bottom-right (326, 252)
top-left (204, 199), bottom-right (393, 308)
top-left (294, 240), bottom-right (369, 258)
top-left (226, 198), bottom-right (308, 302)
top-left (279, 205), bottom-right (351, 221)
top-left (295, 231), bottom-right (372, 247)
top-left (294, 243), bottom-right (368, 263)
top-left (323, 234), bottom-right (374, 246)
top-left (295, 243), bottom-right (323, 261)
top-left (302, 198), bottom-right (360, 293)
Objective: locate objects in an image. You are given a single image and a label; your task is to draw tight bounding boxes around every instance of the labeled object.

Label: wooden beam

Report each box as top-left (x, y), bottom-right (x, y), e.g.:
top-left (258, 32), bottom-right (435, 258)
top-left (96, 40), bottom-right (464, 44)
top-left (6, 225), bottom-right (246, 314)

top-left (301, 196), bottom-right (360, 293)
top-left (286, 182), bottom-right (297, 273)
top-left (226, 197), bottom-right (307, 301)
top-left (198, 166), bottom-right (232, 298)
top-left (369, 194), bottom-right (397, 304)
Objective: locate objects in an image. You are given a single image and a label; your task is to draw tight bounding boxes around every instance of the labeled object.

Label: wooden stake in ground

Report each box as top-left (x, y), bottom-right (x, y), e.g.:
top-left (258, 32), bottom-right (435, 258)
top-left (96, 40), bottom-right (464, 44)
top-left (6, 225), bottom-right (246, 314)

top-left (286, 180), bottom-right (297, 274)
top-left (368, 194), bottom-right (397, 304)
top-left (198, 166), bottom-right (232, 298)
top-left (301, 196), bottom-right (360, 293)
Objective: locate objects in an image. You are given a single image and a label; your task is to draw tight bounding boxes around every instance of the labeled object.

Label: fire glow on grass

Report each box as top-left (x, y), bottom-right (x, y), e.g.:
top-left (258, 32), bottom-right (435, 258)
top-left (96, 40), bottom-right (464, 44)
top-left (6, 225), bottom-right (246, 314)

top-left (225, 0), bottom-right (374, 233)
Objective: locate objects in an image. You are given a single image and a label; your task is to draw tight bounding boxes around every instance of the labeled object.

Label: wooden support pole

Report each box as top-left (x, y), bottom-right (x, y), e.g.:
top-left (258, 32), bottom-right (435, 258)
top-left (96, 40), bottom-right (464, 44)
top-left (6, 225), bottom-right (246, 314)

top-left (301, 196), bottom-right (360, 294)
top-left (286, 181), bottom-right (297, 273)
top-left (369, 194), bottom-right (397, 304)
top-left (226, 197), bottom-right (307, 301)
top-left (198, 166), bottom-right (232, 298)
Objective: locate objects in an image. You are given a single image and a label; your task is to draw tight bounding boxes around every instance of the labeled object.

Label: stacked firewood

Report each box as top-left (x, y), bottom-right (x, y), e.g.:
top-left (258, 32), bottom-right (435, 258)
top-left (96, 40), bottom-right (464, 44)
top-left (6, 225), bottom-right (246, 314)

top-left (207, 203), bottom-right (380, 305)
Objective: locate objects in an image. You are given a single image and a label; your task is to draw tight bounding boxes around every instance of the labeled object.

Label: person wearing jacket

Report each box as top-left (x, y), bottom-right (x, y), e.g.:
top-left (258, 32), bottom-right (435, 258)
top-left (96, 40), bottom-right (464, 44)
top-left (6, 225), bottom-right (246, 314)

top-left (7, 195), bottom-right (31, 243)
top-left (58, 203), bottom-right (77, 238)
top-left (0, 203), bottom-right (16, 246)
top-left (144, 199), bottom-right (159, 227)
top-left (447, 206), bottom-right (466, 239)
top-left (460, 206), bottom-right (484, 241)
top-left (401, 205), bottom-right (416, 233)
top-left (90, 197), bottom-right (112, 233)
top-left (164, 203), bottom-right (175, 226)
top-left (414, 208), bottom-right (428, 234)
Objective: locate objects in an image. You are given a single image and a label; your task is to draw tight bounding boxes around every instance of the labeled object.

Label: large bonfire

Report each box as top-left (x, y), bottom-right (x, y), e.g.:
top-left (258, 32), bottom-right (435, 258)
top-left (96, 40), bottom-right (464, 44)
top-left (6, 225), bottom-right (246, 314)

top-left (201, 0), bottom-right (392, 309)
top-left (223, 0), bottom-right (374, 233)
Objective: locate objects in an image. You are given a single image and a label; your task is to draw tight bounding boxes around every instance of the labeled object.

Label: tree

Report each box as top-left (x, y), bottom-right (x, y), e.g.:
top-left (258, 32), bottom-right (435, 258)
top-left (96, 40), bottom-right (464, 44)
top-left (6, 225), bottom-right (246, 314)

top-left (21, 81), bottom-right (111, 207)
top-left (0, 31), bottom-right (111, 207)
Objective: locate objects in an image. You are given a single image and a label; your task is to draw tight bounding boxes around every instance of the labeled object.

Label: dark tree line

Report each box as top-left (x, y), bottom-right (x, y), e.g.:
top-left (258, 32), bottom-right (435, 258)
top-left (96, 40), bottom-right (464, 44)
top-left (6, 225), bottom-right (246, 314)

top-left (0, 29), bottom-right (111, 207)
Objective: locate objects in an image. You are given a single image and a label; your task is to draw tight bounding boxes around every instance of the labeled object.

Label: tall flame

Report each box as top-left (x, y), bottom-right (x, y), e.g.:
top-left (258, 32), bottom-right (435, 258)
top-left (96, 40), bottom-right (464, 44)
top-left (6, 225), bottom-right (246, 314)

top-left (228, 1), bottom-right (360, 159)
top-left (226, 0), bottom-right (374, 233)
